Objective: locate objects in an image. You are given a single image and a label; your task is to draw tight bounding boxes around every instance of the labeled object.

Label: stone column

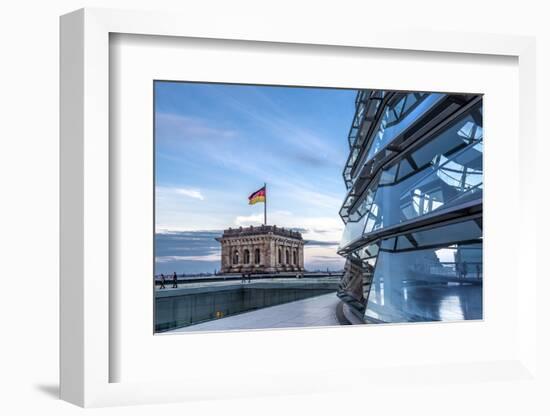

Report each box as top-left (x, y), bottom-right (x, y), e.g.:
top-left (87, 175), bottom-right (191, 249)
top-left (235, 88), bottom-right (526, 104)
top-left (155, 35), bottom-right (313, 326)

top-left (237, 240), bottom-right (243, 268)
top-left (299, 242), bottom-right (304, 271)
top-left (286, 242), bottom-right (291, 269)
top-left (221, 240), bottom-right (229, 273)
top-left (266, 237), bottom-right (276, 272)
top-left (232, 240), bottom-right (241, 272)
top-left (242, 241), bottom-right (248, 269)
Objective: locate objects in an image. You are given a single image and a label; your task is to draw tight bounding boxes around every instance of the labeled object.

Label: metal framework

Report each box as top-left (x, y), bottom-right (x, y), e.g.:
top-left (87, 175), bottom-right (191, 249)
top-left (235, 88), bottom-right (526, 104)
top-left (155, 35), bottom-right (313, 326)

top-left (337, 89), bottom-right (484, 324)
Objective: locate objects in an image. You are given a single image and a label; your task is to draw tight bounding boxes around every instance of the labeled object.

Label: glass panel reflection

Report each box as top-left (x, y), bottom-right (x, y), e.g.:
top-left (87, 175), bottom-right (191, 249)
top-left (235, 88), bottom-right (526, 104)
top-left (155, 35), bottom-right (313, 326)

top-left (364, 92), bottom-right (444, 162)
top-left (338, 88), bottom-right (483, 326)
top-left (339, 214), bottom-right (369, 249)
top-left (365, 238), bottom-right (482, 323)
top-left (361, 103), bottom-right (483, 235)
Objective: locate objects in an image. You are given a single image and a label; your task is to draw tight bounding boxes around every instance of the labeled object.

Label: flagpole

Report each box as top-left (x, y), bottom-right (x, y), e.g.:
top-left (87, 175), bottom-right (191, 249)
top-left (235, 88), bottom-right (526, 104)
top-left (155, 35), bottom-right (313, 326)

top-left (264, 183), bottom-right (267, 225)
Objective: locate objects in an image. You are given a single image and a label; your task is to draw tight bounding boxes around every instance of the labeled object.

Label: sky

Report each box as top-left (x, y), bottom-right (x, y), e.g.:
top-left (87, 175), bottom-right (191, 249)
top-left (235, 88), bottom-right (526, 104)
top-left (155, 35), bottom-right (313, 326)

top-left (154, 81), bottom-right (357, 274)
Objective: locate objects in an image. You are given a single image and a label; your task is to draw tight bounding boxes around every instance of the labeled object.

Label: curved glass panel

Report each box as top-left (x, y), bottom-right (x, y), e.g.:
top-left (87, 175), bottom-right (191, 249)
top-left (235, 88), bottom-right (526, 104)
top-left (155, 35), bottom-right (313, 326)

top-left (360, 104), bottom-right (483, 235)
top-left (339, 214), bottom-right (369, 250)
top-left (339, 186), bottom-right (377, 248)
top-left (338, 88), bottom-right (483, 326)
top-left (364, 92), bottom-right (444, 163)
top-left (337, 243), bottom-right (379, 318)
top-left (365, 220), bottom-right (482, 323)
top-left (343, 90), bottom-right (389, 188)
top-left (347, 90), bottom-right (386, 148)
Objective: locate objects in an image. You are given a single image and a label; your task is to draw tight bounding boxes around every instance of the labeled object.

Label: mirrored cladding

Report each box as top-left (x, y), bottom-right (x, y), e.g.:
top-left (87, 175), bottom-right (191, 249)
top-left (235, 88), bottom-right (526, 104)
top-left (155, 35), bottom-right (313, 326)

top-left (337, 88), bottom-right (483, 324)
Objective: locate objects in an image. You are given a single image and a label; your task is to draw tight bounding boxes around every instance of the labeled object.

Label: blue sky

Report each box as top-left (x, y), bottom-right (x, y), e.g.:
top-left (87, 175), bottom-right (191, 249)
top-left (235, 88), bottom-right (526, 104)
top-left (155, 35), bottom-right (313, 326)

top-left (155, 81), bottom-right (357, 274)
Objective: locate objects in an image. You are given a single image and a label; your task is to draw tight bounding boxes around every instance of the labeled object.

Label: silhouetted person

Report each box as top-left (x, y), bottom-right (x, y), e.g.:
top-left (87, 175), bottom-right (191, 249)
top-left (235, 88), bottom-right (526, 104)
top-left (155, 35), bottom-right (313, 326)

top-left (159, 274), bottom-right (166, 289)
top-left (172, 272), bottom-right (178, 288)
top-left (242, 272), bottom-right (246, 283)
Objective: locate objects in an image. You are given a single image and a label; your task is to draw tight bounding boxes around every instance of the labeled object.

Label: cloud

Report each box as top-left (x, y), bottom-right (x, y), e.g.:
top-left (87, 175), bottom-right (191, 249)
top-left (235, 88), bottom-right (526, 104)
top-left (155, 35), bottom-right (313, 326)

top-left (175, 188), bottom-right (205, 200)
top-left (154, 86), bottom-right (352, 242)
top-left (156, 229), bottom-right (223, 236)
top-left (289, 227), bottom-right (308, 233)
top-left (184, 88), bottom-right (348, 200)
top-left (311, 228), bottom-right (333, 234)
top-left (283, 217), bottom-right (344, 243)
top-left (156, 112), bottom-right (237, 141)
top-left (306, 240), bottom-right (340, 246)
top-left (286, 187), bottom-right (342, 210)
top-left (234, 214), bottom-right (264, 226)
top-left (155, 230), bottom-right (223, 274)
top-left (155, 230), bottom-right (222, 257)
top-left (203, 87), bottom-right (347, 166)
top-left (156, 186), bottom-right (206, 201)
top-left (156, 254), bottom-right (220, 263)
top-left (304, 244), bottom-right (345, 271)
top-left (230, 213), bottom-right (344, 244)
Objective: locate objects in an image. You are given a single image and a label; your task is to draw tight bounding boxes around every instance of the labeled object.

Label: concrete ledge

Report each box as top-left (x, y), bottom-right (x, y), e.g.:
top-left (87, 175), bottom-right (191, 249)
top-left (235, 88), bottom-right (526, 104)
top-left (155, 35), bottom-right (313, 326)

top-left (342, 302), bottom-right (366, 325)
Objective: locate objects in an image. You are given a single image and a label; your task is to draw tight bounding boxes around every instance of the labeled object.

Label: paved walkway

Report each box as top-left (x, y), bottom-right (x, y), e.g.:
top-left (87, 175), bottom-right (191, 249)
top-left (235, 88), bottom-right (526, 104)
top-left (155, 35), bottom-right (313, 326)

top-left (166, 292), bottom-right (341, 333)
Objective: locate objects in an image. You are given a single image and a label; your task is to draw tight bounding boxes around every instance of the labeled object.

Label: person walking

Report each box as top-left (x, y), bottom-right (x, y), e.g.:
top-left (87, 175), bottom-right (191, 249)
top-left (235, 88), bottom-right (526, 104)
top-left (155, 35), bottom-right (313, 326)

top-left (172, 272), bottom-right (178, 288)
top-left (159, 274), bottom-right (166, 289)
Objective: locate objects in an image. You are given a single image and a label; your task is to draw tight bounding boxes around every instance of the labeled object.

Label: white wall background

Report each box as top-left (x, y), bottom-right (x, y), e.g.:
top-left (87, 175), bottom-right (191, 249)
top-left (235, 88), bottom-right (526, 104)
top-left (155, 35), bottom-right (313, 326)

top-left (0, 0), bottom-right (548, 414)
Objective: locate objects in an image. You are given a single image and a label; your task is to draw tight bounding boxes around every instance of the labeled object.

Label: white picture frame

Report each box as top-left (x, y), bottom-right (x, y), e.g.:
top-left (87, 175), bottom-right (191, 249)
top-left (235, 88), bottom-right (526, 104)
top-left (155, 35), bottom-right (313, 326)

top-left (60, 8), bottom-right (539, 408)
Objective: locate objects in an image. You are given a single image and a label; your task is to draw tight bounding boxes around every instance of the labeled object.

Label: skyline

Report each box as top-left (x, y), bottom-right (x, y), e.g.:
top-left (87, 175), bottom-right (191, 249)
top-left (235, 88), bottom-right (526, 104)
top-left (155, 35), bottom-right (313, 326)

top-left (155, 81), bottom-right (357, 274)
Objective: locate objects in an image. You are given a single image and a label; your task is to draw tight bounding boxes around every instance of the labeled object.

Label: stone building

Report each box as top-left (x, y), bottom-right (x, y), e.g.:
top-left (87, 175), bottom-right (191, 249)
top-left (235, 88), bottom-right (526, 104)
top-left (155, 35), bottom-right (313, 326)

top-left (216, 225), bottom-right (305, 274)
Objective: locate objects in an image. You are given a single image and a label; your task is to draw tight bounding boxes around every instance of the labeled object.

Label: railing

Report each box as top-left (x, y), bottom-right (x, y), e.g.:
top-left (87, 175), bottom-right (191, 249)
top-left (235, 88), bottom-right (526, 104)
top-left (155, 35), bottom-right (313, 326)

top-left (154, 271), bottom-right (344, 286)
top-left (435, 261), bottom-right (483, 279)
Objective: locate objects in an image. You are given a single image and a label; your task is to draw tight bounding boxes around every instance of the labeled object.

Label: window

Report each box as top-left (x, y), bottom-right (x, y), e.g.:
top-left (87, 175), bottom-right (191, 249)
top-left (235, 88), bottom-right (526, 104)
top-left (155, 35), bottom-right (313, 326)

top-left (232, 250), bottom-right (239, 265)
top-left (278, 248), bottom-right (282, 264)
top-left (254, 248), bottom-right (261, 264)
top-left (243, 249), bottom-right (250, 264)
top-left (293, 250), bottom-right (297, 265)
top-left (285, 249), bottom-right (290, 265)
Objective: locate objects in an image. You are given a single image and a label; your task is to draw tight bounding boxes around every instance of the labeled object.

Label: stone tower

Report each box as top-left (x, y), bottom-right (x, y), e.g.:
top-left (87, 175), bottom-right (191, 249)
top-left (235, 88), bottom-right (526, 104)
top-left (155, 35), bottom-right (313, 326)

top-left (216, 225), bottom-right (305, 274)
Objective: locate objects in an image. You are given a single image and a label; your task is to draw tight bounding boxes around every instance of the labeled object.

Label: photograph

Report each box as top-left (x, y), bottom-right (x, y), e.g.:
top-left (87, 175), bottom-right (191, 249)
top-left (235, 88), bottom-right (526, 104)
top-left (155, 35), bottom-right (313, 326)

top-left (153, 81), bottom-right (483, 333)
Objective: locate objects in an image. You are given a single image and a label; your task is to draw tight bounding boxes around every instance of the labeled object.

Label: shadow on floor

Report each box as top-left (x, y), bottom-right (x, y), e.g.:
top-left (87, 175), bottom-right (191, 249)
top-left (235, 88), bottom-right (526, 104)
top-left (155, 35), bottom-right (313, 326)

top-left (35, 383), bottom-right (59, 399)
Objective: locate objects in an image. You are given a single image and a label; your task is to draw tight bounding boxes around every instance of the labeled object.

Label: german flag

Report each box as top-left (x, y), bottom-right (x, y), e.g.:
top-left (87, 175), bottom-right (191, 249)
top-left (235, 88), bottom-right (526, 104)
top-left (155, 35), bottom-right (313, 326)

top-left (248, 186), bottom-right (266, 205)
